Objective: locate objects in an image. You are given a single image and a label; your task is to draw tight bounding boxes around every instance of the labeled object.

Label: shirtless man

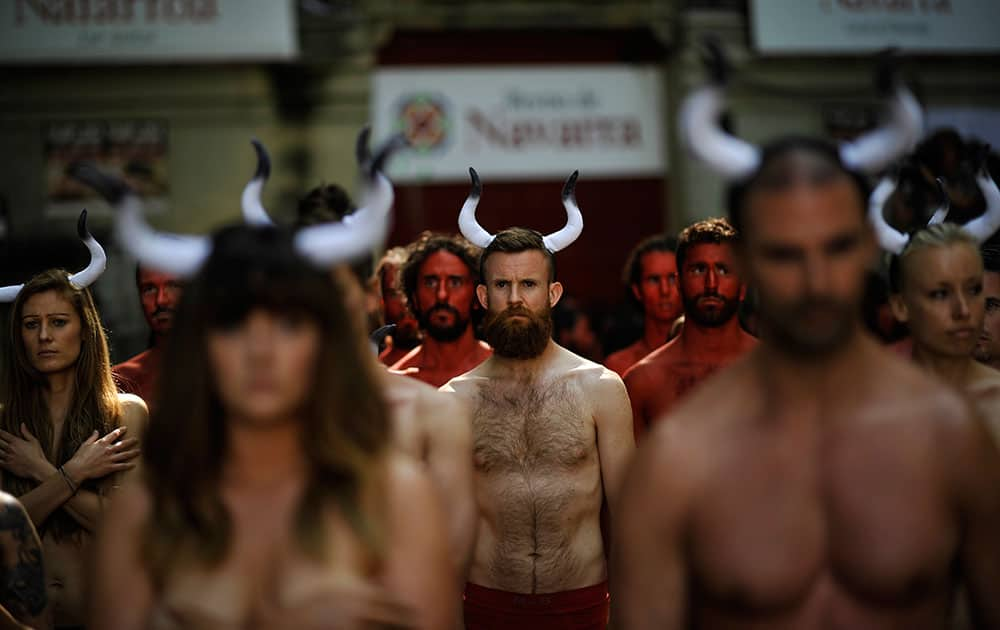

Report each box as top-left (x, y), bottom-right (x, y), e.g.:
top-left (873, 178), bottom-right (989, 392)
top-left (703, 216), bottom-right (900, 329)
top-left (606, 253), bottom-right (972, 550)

top-left (623, 218), bottom-right (756, 441)
top-left (612, 139), bottom-right (1000, 629)
top-left (332, 267), bottom-right (477, 580)
top-left (442, 228), bottom-right (635, 629)
top-left (112, 266), bottom-right (182, 410)
top-left (295, 184), bottom-right (476, 580)
top-left (973, 246), bottom-right (1000, 370)
top-left (605, 235), bottom-right (683, 376)
top-left (391, 233), bottom-right (492, 387)
top-left (0, 492), bottom-right (48, 629)
top-left (376, 247), bottom-right (421, 366)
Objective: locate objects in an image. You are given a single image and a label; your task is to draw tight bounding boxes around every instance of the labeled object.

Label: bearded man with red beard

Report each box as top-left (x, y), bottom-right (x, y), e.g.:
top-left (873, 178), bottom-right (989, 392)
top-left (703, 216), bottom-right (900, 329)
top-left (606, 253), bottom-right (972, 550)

top-left (441, 227), bottom-right (635, 630)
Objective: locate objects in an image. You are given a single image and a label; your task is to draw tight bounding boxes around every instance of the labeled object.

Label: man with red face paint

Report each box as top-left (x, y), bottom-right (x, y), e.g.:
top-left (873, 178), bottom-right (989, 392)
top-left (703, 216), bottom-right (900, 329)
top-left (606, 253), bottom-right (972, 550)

top-left (623, 218), bottom-right (756, 441)
top-left (390, 232), bottom-right (492, 387)
top-left (113, 266), bottom-right (183, 409)
top-left (377, 246), bottom-right (422, 365)
top-left (606, 235), bottom-right (683, 376)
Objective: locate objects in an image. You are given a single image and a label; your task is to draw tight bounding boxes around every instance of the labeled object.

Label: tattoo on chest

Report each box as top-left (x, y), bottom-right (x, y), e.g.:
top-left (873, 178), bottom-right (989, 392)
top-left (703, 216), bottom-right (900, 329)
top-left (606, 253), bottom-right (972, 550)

top-left (0, 504), bottom-right (46, 618)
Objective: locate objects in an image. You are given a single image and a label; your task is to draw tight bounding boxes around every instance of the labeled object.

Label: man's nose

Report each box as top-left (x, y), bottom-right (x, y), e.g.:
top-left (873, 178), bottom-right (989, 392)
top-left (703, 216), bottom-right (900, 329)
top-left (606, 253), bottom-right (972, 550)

top-left (659, 277), bottom-right (672, 295)
top-left (436, 280), bottom-right (449, 302)
top-left (803, 256), bottom-right (831, 296)
top-left (705, 267), bottom-right (719, 291)
top-left (155, 287), bottom-right (170, 306)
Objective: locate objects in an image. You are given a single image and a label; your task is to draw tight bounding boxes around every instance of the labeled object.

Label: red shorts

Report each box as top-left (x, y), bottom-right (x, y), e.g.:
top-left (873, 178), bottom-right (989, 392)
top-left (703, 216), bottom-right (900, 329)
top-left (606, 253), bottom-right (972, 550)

top-left (463, 581), bottom-right (609, 630)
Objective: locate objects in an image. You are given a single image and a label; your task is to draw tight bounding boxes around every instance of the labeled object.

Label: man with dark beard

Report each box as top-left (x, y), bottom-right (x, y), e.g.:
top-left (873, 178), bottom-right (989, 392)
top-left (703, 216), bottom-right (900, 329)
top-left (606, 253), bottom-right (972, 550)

top-left (441, 228), bottom-right (635, 630)
top-left (391, 232), bottom-right (492, 387)
top-left (622, 218), bottom-right (756, 440)
top-left (113, 266), bottom-right (183, 410)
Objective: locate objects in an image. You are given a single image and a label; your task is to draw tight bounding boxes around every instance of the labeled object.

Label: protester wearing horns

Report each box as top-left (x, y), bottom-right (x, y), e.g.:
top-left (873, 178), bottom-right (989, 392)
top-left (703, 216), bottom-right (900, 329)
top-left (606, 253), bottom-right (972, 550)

top-left (613, 43), bottom-right (1000, 629)
top-left (880, 168), bottom-right (1000, 447)
top-left (75, 141), bottom-right (458, 629)
top-left (0, 211), bottom-right (146, 629)
top-left (442, 169), bottom-right (635, 630)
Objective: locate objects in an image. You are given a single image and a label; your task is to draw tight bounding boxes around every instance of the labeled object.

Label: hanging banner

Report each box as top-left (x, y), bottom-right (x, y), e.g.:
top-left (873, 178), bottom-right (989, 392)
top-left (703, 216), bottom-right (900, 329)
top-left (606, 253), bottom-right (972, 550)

top-left (372, 65), bottom-right (667, 183)
top-left (44, 119), bottom-right (169, 219)
top-left (751, 0), bottom-right (1000, 54)
top-left (1, 0), bottom-right (297, 63)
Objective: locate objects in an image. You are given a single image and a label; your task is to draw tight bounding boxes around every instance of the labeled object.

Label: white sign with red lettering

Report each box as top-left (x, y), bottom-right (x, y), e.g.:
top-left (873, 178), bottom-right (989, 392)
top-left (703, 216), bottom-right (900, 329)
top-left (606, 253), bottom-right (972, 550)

top-left (751, 0), bottom-right (1000, 54)
top-left (1, 0), bottom-right (297, 63)
top-left (372, 66), bottom-right (666, 182)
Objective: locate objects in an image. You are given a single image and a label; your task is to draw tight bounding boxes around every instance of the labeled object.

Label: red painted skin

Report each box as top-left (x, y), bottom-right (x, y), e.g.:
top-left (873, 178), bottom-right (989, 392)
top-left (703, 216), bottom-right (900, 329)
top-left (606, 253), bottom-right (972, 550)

top-left (379, 262), bottom-right (421, 366)
top-left (623, 243), bottom-right (756, 442)
top-left (606, 250), bottom-right (683, 376)
top-left (391, 251), bottom-right (491, 387)
top-left (112, 269), bottom-right (182, 411)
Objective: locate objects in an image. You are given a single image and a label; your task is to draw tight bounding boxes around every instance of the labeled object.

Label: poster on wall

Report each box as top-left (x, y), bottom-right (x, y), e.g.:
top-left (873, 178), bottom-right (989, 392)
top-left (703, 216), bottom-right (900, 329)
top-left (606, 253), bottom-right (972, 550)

top-left (1, 0), bottom-right (297, 63)
top-left (372, 65), bottom-right (666, 183)
top-left (751, 0), bottom-right (1000, 54)
top-left (44, 119), bottom-right (169, 219)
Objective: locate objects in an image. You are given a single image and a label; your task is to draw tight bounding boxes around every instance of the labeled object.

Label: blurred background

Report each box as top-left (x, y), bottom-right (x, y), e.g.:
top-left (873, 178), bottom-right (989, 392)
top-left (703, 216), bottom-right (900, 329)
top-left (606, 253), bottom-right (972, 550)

top-left (2, 0), bottom-right (999, 363)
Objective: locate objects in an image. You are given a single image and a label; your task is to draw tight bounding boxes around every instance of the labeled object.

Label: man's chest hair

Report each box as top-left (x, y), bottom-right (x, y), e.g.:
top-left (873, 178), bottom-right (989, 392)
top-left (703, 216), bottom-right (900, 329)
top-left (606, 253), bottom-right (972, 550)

top-left (471, 376), bottom-right (592, 473)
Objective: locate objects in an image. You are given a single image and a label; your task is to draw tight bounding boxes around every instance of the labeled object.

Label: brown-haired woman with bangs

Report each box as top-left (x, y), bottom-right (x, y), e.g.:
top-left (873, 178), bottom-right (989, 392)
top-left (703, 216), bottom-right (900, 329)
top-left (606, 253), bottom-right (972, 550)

top-left (90, 226), bottom-right (456, 630)
top-left (1, 269), bottom-right (146, 629)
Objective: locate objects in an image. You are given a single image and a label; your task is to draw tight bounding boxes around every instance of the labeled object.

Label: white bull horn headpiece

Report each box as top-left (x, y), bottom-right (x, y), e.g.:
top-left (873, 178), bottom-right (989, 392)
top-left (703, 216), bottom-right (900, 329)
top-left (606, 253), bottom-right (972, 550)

top-left (870, 170), bottom-right (1000, 255)
top-left (680, 40), bottom-right (923, 179)
top-left (70, 134), bottom-right (405, 275)
top-left (68, 163), bottom-right (211, 277)
top-left (294, 133), bottom-right (406, 266)
top-left (0, 209), bottom-right (108, 303)
top-left (458, 168), bottom-right (583, 252)
top-left (241, 139), bottom-right (274, 226)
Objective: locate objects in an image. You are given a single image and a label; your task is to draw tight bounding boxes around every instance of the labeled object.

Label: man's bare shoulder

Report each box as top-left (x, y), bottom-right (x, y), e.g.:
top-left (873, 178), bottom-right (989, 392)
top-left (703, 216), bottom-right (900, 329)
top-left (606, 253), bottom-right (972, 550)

top-left (439, 366), bottom-right (489, 400)
top-left (113, 348), bottom-right (154, 374)
top-left (605, 342), bottom-right (646, 376)
top-left (622, 338), bottom-right (683, 382)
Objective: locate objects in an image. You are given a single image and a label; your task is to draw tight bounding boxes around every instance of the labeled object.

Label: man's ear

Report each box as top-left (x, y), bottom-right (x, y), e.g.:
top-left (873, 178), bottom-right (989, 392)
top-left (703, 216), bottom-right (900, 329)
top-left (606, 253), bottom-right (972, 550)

top-left (549, 281), bottom-right (564, 307)
top-left (888, 292), bottom-right (909, 324)
top-left (631, 283), bottom-right (642, 303)
top-left (476, 284), bottom-right (488, 309)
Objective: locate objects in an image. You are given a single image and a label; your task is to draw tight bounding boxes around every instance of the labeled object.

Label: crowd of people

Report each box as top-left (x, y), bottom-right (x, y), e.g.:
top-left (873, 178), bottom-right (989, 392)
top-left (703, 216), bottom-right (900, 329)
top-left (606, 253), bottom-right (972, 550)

top-left (0, 55), bottom-right (999, 630)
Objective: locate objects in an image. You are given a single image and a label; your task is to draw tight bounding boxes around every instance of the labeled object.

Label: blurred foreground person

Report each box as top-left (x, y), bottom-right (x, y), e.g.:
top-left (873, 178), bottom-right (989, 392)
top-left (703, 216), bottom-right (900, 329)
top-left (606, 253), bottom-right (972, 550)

top-left (0, 491), bottom-right (48, 629)
top-left (613, 47), bottom-right (1000, 629)
top-left (445, 171), bottom-right (634, 630)
top-left (90, 226), bottom-right (456, 630)
top-left (605, 235), bottom-right (683, 376)
top-left (0, 212), bottom-right (145, 628)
